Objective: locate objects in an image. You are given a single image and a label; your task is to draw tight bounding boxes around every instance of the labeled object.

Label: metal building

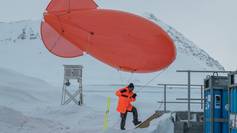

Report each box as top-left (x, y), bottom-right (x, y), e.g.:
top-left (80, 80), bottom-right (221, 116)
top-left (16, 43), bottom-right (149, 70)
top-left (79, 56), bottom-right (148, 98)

top-left (204, 76), bottom-right (229, 133)
top-left (229, 72), bottom-right (237, 133)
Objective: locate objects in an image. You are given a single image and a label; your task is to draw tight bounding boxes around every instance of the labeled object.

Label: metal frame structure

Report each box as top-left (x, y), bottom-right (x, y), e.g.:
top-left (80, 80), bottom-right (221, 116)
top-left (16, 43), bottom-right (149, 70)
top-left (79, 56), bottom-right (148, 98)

top-left (176, 70), bottom-right (232, 128)
top-left (61, 65), bottom-right (83, 105)
top-left (157, 84), bottom-right (204, 113)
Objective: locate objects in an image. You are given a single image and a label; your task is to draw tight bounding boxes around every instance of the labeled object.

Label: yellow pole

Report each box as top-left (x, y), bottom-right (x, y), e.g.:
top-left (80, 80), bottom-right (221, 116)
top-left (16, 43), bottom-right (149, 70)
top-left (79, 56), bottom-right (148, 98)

top-left (103, 97), bottom-right (111, 130)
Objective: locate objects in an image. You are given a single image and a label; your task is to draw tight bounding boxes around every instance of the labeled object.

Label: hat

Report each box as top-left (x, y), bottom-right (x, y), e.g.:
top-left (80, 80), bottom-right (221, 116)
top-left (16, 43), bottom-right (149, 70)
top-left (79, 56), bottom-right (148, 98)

top-left (128, 83), bottom-right (134, 89)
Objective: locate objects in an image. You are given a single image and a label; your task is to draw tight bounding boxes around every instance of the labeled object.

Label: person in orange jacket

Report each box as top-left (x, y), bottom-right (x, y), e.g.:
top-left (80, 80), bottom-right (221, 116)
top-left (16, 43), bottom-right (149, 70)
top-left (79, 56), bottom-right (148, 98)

top-left (115, 83), bottom-right (141, 130)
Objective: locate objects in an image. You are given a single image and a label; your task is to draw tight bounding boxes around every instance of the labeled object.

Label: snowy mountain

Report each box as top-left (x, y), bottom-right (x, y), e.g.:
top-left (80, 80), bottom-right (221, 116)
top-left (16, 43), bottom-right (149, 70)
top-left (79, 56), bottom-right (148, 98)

top-left (144, 13), bottom-right (224, 70)
top-left (0, 14), bottom-right (224, 86)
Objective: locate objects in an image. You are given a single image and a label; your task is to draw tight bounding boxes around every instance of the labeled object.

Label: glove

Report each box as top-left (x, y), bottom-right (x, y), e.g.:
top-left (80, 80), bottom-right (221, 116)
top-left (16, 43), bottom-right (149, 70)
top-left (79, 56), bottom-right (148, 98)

top-left (121, 94), bottom-right (128, 98)
top-left (120, 89), bottom-right (127, 93)
top-left (132, 93), bottom-right (137, 98)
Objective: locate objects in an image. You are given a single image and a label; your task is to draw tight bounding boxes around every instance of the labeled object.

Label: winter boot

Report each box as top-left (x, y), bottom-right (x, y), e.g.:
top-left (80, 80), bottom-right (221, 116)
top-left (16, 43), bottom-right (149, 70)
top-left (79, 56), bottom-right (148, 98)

top-left (133, 120), bottom-right (142, 126)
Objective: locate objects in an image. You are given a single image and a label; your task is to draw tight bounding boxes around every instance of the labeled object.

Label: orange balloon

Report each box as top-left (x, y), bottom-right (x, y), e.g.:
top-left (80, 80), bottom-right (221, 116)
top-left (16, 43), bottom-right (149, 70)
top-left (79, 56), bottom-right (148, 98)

top-left (41, 0), bottom-right (176, 73)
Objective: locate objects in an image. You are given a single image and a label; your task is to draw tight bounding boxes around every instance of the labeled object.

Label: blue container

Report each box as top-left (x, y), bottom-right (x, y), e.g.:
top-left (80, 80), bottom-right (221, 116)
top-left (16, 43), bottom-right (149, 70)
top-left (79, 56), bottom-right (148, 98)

top-left (234, 89), bottom-right (237, 113)
top-left (204, 76), bottom-right (228, 133)
top-left (231, 89), bottom-right (237, 133)
top-left (222, 89), bottom-right (229, 133)
top-left (229, 72), bottom-right (237, 133)
top-left (205, 89), bottom-right (212, 133)
top-left (213, 90), bottom-right (222, 133)
top-left (230, 89), bottom-right (234, 113)
top-left (230, 88), bottom-right (237, 133)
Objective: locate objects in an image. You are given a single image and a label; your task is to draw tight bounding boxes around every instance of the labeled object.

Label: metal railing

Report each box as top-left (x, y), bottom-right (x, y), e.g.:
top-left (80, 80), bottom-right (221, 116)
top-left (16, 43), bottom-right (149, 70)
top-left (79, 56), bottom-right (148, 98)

top-left (176, 70), bottom-right (232, 127)
top-left (157, 84), bottom-right (204, 112)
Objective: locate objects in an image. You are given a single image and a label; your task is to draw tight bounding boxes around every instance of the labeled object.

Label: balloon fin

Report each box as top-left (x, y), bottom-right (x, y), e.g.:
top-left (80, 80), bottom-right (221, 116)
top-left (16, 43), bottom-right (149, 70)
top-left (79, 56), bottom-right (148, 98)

top-left (41, 21), bottom-right (84, 58)
top-left (46, 0), bottom-right (98, 12)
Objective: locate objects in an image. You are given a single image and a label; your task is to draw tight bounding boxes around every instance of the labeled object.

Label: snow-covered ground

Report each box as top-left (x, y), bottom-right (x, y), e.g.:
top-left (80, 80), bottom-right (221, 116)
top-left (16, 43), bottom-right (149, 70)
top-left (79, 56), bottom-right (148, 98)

top-left (0, 67), bottom-right (176, 133)
top-left (0, 1), bottom-right (226, 132)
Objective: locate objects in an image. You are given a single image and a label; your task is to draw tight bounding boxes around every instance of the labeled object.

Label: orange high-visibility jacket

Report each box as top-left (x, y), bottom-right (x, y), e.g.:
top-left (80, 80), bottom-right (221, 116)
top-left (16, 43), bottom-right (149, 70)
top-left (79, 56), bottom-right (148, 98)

top-left (115, 87), bottom-right (136, 113)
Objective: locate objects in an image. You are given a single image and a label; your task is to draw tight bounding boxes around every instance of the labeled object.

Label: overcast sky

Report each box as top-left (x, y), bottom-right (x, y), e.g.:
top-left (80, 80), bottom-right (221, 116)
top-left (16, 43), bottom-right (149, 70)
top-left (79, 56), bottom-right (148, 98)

top-left (0, 0), bottom-right (236, 70)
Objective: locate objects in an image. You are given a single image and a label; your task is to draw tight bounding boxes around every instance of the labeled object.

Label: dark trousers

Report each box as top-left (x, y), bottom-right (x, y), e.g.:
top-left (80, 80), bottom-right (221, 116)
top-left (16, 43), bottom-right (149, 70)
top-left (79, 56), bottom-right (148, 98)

top-left (120, 107), bottom-right (138, 129)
